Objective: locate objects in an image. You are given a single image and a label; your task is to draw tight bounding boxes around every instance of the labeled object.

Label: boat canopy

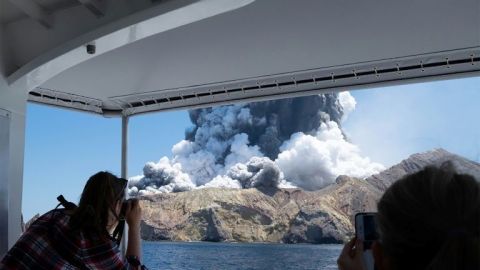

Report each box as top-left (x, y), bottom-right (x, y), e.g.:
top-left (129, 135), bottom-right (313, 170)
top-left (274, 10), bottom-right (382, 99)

top-left (2, 0), bottom-right (479, 116)
top-left (1, 0), bottom-right (479, 256)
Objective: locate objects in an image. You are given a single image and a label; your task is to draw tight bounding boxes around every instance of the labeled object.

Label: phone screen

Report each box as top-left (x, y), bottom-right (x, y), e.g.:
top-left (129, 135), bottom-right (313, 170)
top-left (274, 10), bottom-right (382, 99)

top-left (362, 215), bottom-right (377, 249)
top-left (355, 213), bottom-right (378, 270)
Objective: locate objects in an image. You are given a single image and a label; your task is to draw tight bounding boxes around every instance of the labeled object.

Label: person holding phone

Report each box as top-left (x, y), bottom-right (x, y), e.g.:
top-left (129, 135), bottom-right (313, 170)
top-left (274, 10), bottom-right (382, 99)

top-left (353, 213), bottom-right (377, 270)
top-left (337, 164), bottom-right (480, 270)
top-left (0, 171), bottom-right (145, 269)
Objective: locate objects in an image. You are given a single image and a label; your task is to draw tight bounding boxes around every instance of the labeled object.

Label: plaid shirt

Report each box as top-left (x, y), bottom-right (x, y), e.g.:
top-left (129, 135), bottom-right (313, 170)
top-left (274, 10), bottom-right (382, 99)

top-left (0, 209), bottom-right (137, 270)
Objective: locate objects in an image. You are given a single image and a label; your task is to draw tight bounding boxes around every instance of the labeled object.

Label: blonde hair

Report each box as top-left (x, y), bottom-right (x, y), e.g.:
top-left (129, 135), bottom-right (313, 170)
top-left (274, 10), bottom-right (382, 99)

top-left (377, 164), bottom-right (480, 270)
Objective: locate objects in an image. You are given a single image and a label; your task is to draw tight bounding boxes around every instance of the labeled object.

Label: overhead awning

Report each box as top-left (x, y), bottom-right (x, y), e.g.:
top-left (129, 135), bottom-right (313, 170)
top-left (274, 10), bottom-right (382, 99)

top-left (7, 0), bottom-right (480, 116)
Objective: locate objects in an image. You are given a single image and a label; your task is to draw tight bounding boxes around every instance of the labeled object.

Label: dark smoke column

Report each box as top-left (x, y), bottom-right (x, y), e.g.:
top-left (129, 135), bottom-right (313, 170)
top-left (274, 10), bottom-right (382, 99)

top-left (186, 94), bottom-right (344, 159)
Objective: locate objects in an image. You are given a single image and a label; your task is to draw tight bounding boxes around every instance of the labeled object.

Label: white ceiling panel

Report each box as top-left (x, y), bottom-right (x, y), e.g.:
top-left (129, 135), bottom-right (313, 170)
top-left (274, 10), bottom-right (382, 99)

top-left (34, 0), bottom-right (480, 115)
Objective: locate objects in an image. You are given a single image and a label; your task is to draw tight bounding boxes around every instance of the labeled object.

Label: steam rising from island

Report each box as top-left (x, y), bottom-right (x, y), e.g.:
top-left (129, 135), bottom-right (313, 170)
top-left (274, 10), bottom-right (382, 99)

top-left (128, 92), bottom-right (384, 195)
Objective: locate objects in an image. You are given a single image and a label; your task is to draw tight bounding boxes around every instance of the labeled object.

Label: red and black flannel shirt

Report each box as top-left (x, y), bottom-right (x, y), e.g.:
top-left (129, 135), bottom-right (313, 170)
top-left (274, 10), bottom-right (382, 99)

top-left (0, 209), bottom-right (137, 269)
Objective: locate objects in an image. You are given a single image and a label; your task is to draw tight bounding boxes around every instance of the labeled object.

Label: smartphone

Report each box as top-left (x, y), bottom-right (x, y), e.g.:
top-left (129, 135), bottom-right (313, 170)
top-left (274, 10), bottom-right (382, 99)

top-left (355, 212), bottom-right (378, 270)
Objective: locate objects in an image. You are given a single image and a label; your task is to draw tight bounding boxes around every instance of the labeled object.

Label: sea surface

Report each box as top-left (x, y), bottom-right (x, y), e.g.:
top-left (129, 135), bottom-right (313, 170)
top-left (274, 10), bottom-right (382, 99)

top-left (142, 241), bottom-right (342, 270)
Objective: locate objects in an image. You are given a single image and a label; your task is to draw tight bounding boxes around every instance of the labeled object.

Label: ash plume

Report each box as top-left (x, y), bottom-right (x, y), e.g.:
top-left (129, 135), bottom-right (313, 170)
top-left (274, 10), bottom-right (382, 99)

top-left (185, 93), bottom-right (344, 159)
top-left (128, 92), bottom-right (383, 196)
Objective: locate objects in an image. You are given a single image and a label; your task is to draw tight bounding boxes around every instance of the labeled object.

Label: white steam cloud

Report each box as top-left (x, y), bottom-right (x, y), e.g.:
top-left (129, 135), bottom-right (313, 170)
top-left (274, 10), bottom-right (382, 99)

top-left (128, 92), bottom-right (384, 196)
top-left (276, 113), bottom-right (384, 191)
top-left (338, 91), bottom-right (356, 121)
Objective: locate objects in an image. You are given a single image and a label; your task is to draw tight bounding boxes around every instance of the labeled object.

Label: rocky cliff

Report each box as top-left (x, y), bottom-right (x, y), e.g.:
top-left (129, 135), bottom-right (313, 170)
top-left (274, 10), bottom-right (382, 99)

top-left (139, 149), bottom-right (480, 243)
top-left (139, 176), bottom-right (382, 244)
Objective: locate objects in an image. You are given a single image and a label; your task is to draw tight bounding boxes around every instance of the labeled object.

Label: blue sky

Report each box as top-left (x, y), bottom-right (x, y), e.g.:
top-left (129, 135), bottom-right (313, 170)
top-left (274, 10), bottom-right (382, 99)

top-left (22, 77), bottom-right (480, 220)
top-left (344, 77), bottom-right (480, 166)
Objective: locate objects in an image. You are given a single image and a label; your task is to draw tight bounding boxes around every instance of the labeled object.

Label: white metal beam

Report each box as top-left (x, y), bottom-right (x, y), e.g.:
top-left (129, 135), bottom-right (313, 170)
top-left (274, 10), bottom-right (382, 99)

top-left (77, 0), bottom-right (106, 17)
top-left (121, 116), bottom-right (128, 181)
top-left (120, 116), bottom-right (129, 256)
top-left (0, 47), bottom-right (29, 254)
top-left (7, 0), bottom-right (53, 28)
top-left (0, 109), bottom-right (11, 257)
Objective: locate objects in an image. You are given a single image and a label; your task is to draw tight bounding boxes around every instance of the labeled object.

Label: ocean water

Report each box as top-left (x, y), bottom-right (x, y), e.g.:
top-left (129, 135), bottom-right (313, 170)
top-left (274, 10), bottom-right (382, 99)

top-left (142, 241), bottom-right (342, 270)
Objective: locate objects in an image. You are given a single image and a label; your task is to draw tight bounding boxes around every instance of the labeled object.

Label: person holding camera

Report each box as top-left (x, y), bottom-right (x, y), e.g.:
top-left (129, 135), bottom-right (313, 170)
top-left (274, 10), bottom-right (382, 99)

top-left (337, 165), bottom-right (480, 270)
top-left (0, 171), bottom-right (145, 269)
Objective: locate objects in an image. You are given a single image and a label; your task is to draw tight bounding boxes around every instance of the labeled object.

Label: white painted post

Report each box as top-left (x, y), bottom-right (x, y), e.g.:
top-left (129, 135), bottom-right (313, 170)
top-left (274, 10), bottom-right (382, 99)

top-left (0, 22), bottom-right (29, 257)
top-left (120, 115), bottom-right (129, 255)
top-left (121, 116), bottom-right (128, 186)
top-left (0, 109), bottom-right (11, 257)
top-left (0, 83), bottom-right (28, 258)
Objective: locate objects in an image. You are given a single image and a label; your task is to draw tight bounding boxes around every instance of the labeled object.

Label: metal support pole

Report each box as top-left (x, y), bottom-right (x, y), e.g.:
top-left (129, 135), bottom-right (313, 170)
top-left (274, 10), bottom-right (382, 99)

top-left (0, 110), bottom-right (11, 257)
top-left (121, 116), bottom-right (128, 180)
top-left (120, 115), bottom-right (129, 255)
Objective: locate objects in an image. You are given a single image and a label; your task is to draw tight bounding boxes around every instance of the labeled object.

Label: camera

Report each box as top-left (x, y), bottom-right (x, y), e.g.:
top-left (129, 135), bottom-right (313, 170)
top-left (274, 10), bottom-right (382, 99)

top-left (120, 198), bottom-right (137, 218)
top-left (86, 44), bottom-right (96, 54)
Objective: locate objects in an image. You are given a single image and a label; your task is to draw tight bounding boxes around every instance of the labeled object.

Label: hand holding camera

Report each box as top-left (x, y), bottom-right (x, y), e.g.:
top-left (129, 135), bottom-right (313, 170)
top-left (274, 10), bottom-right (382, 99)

top-left (121, 198), bottom-right (142, 228)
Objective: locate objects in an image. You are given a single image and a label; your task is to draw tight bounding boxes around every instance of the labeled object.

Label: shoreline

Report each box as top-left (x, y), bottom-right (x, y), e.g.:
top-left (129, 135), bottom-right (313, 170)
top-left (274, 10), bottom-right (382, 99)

top-left (142, 240), bottom-right (347, 245)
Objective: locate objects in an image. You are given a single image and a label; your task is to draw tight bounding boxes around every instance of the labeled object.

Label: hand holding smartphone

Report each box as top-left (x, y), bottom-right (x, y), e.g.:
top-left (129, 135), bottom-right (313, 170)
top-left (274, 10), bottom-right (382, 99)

top-left (355, 212), bottom-right (378, 270)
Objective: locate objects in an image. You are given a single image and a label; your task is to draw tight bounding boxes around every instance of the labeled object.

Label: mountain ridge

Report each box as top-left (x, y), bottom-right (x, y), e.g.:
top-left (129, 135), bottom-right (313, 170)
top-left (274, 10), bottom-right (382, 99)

top-left (139, 149), bottom-right (480, 243)
top-left (365, 148), bottom-right (480, 190)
